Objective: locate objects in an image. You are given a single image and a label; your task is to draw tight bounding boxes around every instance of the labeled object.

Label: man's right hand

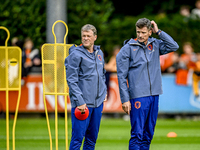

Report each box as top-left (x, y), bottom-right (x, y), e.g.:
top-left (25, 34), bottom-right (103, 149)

top-left (122, 101), bottom-right (131, 115)
top-left (77, 104), bottom-right (87, 113)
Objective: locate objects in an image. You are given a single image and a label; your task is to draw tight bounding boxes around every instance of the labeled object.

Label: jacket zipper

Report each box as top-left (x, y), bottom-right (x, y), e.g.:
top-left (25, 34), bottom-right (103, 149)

top-left (95, 50), bottom-right (99, 107)
top-left (143, 48), bottom-right (152, 95)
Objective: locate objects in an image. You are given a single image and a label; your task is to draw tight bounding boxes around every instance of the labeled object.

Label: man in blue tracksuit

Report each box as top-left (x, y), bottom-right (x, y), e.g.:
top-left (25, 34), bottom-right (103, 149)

top-left (116, 18), bottom-right (179, 150)
top-left (65, 24), bottom-right (107, 150)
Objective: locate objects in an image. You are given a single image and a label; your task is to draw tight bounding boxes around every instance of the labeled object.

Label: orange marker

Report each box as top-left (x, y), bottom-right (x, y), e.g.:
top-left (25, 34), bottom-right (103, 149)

top-left (167, 132), bottom-right (177, 138)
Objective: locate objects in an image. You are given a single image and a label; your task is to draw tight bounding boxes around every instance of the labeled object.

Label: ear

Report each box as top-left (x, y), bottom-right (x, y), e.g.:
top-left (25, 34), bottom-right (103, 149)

top-left (94, 35), bottom-right (97, 41)
top-left (149, 30), bottom-right (152, 36)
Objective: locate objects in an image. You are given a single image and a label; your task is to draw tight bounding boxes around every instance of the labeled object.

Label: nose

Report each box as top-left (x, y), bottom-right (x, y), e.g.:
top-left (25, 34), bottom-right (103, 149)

top-left (138, 33), bottom-right (142, 37)
top-left (84, 36), bottom-right (88, 40)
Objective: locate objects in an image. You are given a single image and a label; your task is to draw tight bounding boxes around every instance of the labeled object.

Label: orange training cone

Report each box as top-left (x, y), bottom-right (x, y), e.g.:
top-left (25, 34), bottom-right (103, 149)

top-left (167, 132), bottom-right (177, 138)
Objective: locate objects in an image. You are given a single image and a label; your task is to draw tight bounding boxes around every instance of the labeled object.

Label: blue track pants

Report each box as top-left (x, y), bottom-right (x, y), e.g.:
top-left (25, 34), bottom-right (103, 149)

top-left (69, 103), bottom-right (103, 150)
top-left (129, 95), bottom-right (159, 150)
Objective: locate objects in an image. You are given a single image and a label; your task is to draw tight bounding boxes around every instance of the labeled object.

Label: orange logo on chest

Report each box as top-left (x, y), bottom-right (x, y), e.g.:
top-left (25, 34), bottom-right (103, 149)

top-left (148, 44), bottom-right (153, 50)
top-left (98, 55), bottom-right (102, 61)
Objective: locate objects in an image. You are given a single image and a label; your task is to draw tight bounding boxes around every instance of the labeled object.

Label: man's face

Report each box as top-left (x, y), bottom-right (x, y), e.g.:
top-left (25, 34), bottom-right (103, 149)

top-left (136, 26), bottom-right (152, 45)
top-left (81, 30), bottom-right (97, 50)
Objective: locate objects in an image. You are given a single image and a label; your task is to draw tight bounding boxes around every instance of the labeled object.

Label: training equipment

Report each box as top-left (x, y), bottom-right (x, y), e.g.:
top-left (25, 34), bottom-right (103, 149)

top-left (75, 107), bottom-right (89, 120)
top-left (167, 132), bottom-right (177, 138)
top-left (0, 26), bottom-right (22, 150)
top-left (41, 20), bottom-right (73, 150)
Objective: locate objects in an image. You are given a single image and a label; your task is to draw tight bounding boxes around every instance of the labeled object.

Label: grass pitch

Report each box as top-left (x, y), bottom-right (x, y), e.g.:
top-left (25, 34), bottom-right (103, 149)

top-left (0, 115), bottom-right (200, 150)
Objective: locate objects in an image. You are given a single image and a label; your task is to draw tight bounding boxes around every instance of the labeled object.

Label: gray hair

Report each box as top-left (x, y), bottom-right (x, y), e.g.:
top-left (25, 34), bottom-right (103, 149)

top-left (135, 18), bottom-right (151, 30)
top-left (81, 24), bottom-right (97, 36)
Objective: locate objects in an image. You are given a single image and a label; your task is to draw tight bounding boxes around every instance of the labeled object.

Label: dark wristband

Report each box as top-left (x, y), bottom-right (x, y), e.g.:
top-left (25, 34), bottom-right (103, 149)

top-left (156, 29), bottom-right (161, 35)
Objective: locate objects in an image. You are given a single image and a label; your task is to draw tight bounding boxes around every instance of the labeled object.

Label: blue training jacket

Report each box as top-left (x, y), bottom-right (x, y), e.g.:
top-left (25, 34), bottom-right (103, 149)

top-left (116, 31), bottom-right (179, 103)
top-left (65, 45), bottom-right (107, 108)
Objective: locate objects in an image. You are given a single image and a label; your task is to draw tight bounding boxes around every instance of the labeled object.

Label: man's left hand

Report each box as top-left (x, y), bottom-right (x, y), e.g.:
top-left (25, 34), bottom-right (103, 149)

top-left (122, 101), bottom-right (131, 115)
top-left (151, 20), bottom-right (159, 33)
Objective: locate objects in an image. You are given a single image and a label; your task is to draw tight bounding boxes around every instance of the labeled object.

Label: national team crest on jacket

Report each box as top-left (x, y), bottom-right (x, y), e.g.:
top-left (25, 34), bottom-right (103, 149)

top-left (135, 101), bottom-right (141, 109)
top-left (148, 44), bottom-right (153, 51)
top-left (98, 55), bottom-right (102, 61)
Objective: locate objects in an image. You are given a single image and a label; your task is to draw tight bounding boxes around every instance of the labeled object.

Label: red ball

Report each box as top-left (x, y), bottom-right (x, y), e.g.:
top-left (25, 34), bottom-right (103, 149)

top-left (75, 107), bottom-right (89, 120)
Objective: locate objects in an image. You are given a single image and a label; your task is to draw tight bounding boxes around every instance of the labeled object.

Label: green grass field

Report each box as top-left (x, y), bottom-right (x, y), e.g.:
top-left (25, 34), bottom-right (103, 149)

top-left (0, 115), bottom-right (200, 150)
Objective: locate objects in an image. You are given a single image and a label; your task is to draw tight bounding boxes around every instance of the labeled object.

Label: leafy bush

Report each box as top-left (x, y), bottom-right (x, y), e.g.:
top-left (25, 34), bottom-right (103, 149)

top-left (101, 14), bottom-right (200, 59)
top-left (0, 0), bottom-right (46, 48)
top-left (1, 0), bottom-right (200, 60)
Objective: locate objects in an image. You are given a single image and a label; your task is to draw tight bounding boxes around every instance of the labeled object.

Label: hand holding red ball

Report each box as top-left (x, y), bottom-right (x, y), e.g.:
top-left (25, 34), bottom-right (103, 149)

top-left (75, 107), bottom-right (89, 120)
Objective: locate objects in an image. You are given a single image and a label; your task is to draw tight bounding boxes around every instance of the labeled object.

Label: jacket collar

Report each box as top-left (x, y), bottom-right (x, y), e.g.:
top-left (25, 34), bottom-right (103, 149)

top-left (127, 37), bottom-right (156, 47)
top-left (70, 44), bottom-right (100, 59)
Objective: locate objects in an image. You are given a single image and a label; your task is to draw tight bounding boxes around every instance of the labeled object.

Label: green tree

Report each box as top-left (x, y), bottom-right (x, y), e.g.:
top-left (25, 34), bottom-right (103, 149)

top-left (0, 0), bottom-right (46, 48)
top-left (1, 0), bottom-right (200, 59)
top-left (67, 0), bottom-right (114, 50)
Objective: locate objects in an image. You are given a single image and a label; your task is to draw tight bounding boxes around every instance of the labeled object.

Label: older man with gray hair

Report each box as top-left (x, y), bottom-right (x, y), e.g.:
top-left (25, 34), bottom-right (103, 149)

top-left (65, 24), bottom-right (107, 150)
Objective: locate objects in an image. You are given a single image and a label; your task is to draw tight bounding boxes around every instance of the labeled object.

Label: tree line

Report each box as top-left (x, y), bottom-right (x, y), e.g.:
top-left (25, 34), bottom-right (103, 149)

top-left (0, 0), bottom-right (200, 61)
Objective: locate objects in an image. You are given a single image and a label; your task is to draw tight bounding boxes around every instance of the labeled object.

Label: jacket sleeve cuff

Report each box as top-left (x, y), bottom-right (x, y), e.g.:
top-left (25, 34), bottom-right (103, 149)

top-left (121, 96), bottom-right (130, 104)
top-left (75, 95), bottom-right (86, 106)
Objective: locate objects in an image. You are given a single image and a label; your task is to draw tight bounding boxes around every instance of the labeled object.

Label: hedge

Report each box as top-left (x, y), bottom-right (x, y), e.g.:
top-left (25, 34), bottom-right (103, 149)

top-left (0, 0), bottom-right (200, 60)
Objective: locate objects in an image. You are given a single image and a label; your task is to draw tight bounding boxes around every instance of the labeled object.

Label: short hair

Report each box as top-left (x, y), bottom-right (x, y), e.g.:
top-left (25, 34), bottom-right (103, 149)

top-left (11, 37), bottom-right (18, 45)
top-left (81, 24), bottom-right (97, 36)
top-left (183, 42), bottom-right (193, 47)
top-left (135, 18), bottom-right (151, 30)
top-left (113, 45), bottom-right (121, 51)
top-left (180, 5), bottom-right (190, 11)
